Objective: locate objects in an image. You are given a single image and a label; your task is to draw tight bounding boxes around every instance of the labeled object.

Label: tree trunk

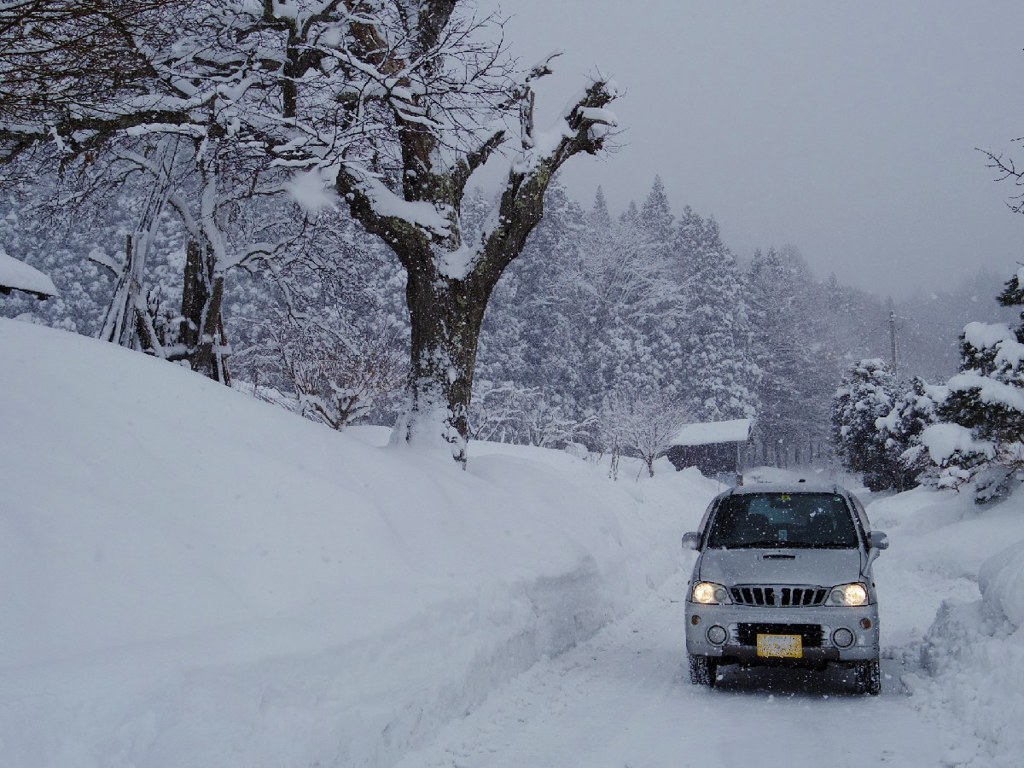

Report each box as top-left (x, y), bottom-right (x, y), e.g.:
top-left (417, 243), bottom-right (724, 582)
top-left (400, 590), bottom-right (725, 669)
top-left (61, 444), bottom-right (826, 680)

top-left (176, 238), bottom-right (230, 384)
top-left (393, 265), bottom-right (490, 463)
top-left (191, 274), bottom-right (230, 384)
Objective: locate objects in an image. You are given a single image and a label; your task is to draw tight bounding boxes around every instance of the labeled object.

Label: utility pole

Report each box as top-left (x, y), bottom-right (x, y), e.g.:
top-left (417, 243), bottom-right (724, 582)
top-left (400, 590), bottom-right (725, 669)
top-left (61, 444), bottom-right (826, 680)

top-left (888, 305), bottom-right (899, 381)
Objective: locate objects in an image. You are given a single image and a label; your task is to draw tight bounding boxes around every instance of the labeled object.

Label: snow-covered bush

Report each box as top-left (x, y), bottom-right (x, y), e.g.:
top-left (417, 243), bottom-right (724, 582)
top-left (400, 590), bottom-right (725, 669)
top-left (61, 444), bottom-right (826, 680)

top-left (232, 300), bottom-right (408, 431)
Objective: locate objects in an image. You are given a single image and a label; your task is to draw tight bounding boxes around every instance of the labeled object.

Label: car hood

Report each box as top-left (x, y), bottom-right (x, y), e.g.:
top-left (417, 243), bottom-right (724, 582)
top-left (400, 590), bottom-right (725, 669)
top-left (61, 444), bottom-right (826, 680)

top-left (697, 547), bottom-right (863, 586)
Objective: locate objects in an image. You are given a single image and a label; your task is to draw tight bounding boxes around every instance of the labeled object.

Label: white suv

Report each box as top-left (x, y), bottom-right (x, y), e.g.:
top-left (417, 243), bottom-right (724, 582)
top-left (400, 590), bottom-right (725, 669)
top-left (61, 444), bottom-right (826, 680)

top-left (682, 482), bottom-right (888, 695)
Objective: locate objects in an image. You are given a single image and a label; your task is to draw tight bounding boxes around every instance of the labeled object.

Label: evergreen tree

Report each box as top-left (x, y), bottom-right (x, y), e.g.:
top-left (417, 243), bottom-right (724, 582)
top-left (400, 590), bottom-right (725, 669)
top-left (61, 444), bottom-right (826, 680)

top-left (940, 322), bottom-right (1024, 444)
top-left (747, 248), bottom-right (815, 464)
top-left (831, 358), bottom-right (904, 491)
top-left (628, 178), bottom-right (685, 395)
top-left (899, 269), bottom-right (1018, 382)
top-left (673, 208), bottom-right (758, 420)
top-left (923, 271), bottom-right (1024, 500)
top-left (576, 186), bottom-right (617, 353)
top-left (581, 190), bottom-right (674, 414)
top-left (997, 268), bottom-right (1024, 317)
top-left (876, 377), bottom-right (943, 489)
top-left (475, 181), bottom-right (592, 444)
top-left (639, 176), bottom-right (674, 259)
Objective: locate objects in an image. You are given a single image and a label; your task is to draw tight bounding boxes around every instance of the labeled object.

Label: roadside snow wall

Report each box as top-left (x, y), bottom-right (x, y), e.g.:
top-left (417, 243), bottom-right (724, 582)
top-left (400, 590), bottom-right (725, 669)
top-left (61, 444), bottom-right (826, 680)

top-left (918, 488), bottom-right (1024, 768)
top-left (0, 319), bottom-right (714, 768)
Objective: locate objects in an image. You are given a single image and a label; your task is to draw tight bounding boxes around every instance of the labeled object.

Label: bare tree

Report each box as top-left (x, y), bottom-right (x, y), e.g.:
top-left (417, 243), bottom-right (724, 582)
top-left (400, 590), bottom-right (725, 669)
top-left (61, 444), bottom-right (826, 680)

top-left (265, 313), bottom-right (406, 430)
top-left (600, 387), bottom-right (690, 479)
top-left (470, 381), bottom-right (591, 447)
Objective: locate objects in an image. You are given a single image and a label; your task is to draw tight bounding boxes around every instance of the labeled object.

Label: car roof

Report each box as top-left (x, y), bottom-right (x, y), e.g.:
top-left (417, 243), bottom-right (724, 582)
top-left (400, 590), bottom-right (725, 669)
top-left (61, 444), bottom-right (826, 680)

top-left (718, 480), bottom-right (851, 499)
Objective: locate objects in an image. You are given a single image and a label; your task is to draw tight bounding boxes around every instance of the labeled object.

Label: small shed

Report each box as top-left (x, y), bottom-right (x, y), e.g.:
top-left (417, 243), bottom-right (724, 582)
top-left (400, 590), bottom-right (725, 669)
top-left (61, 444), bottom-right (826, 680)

top-left (664, 418), bottom-right (753, 481)
top-left (0, 249), bottom-right (58, 300)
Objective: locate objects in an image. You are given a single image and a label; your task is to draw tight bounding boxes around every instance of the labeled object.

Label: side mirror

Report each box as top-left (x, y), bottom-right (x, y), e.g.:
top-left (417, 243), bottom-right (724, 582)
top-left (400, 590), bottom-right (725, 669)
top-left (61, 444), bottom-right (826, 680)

top-left (869, 531), bottom-right (889, 551)
top-left (682, 531), bottom-right (701, 551)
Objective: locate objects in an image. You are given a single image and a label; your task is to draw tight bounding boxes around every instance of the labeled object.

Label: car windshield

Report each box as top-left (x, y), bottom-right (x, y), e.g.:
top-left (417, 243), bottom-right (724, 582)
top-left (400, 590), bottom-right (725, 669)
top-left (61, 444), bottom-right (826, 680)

top-left (706, 492), bottom-right (859, 549)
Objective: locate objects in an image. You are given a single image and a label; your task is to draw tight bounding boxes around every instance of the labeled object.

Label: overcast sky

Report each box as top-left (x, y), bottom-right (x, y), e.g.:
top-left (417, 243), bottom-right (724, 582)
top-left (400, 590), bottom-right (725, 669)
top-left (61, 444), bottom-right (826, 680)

top-left (480, 0), bottom-right (1024, 298)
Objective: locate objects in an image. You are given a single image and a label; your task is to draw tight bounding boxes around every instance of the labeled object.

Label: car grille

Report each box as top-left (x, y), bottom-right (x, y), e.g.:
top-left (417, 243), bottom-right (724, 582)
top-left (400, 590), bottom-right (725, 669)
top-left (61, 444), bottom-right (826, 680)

top-left (737, 623), bottom-right (824, 647)
top-left (730, 585), bottom-right (828, 607)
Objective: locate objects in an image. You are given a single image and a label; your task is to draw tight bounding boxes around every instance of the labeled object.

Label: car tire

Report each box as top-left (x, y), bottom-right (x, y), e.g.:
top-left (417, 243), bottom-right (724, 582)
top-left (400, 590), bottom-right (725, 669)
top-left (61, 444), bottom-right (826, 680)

top-left (854, 657), bottom-right (881, 696)
top-left (688, 654), bottom-right (717, 687)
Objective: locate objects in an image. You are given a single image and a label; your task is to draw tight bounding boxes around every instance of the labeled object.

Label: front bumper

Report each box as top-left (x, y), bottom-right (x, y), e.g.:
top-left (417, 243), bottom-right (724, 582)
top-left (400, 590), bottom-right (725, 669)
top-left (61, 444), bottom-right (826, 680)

top-left (684, 601), bottom-right (880, 665)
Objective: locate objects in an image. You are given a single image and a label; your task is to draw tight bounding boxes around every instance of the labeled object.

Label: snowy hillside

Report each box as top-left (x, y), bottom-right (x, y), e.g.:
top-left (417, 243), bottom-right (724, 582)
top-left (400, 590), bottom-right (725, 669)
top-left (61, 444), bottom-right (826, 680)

top-left (0, 319), bottom-right (718, 767)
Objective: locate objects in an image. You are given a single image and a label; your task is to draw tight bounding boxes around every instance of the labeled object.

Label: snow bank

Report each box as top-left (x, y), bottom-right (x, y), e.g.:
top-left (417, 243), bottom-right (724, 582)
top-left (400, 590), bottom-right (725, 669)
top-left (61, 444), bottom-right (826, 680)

top-left (979, 540), bottom-right (1024, 629)
top-left (921, 598), bottom-right (1024, 768)
top-left (0, 319), bottom-right (714, 768)
top-left (885, 484), bottom-right (1024, 768)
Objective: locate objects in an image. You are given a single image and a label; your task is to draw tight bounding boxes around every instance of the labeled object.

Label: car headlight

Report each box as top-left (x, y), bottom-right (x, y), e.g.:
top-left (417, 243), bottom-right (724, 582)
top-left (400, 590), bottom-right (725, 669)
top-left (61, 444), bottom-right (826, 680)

top-left (828, 582), bottom-right (869, 607)
top-left (691, 581), bottom-right (732, 605)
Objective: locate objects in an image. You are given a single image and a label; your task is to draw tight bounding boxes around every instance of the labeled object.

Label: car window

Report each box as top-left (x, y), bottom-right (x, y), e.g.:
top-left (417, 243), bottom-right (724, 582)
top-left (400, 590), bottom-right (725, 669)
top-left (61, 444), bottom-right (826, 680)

top-left (696, 498), bottom-right (718, 540)
top-left (706, 492), bottom-right (859, 549)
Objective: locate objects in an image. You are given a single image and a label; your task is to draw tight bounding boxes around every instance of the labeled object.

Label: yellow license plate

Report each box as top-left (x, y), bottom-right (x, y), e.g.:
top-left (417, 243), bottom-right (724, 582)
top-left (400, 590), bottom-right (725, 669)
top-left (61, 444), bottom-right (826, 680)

top-left (757, 633), bottom-right (803, 658)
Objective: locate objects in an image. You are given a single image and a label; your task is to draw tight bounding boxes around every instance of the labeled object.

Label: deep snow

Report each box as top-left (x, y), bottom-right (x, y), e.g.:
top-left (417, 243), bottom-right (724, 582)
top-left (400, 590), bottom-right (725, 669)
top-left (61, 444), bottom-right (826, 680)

top-left (2, 317), bottom-right (1023, 767)
top-left (0, 318), bottom-right (719, 767)
top-left (871, 486), bottom-right (1024, 768)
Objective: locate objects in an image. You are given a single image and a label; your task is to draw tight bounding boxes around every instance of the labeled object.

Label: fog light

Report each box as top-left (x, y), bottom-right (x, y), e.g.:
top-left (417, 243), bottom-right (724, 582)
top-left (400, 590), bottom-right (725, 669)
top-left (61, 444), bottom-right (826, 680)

top-left (860, 618), bottom-right (872, 630)
top-left (707, 625), bottom-right (727, 645)
top-left (691, 615), bottom-right (701, 626)
top-left (832, 627), bottom-right (855, 648)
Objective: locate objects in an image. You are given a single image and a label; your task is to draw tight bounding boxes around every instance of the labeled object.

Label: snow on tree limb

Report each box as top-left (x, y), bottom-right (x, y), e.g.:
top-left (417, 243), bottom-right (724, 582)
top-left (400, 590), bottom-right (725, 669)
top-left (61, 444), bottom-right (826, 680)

top-left (469, 78), bottom-right (620, 283)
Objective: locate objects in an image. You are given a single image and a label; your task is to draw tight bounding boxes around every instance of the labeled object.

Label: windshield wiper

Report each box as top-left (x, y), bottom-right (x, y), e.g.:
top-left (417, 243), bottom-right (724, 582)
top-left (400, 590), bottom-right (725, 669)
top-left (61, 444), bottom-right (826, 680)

top-left (721, 540), bottom-right (856, 550)
top-left (727, 540), bottom-right (795, 549)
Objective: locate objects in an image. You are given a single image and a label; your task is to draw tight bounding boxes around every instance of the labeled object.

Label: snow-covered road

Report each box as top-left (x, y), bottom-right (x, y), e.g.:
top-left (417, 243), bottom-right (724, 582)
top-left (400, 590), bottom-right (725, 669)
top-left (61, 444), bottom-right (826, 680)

top-left (395, 570), bottom-right (956, 768)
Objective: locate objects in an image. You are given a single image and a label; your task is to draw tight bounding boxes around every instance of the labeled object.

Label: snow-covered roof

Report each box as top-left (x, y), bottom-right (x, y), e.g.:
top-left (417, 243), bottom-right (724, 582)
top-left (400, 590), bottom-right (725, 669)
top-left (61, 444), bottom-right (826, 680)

top-left (0, 249), bottom-right (58, 298)
top-left (670, 418), bottom-right (753, 447)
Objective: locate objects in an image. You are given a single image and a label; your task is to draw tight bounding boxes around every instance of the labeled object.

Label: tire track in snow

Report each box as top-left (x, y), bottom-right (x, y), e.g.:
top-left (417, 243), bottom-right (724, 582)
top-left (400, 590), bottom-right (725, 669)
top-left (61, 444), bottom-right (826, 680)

top-left (393, 570), bottom-right (961, 768)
